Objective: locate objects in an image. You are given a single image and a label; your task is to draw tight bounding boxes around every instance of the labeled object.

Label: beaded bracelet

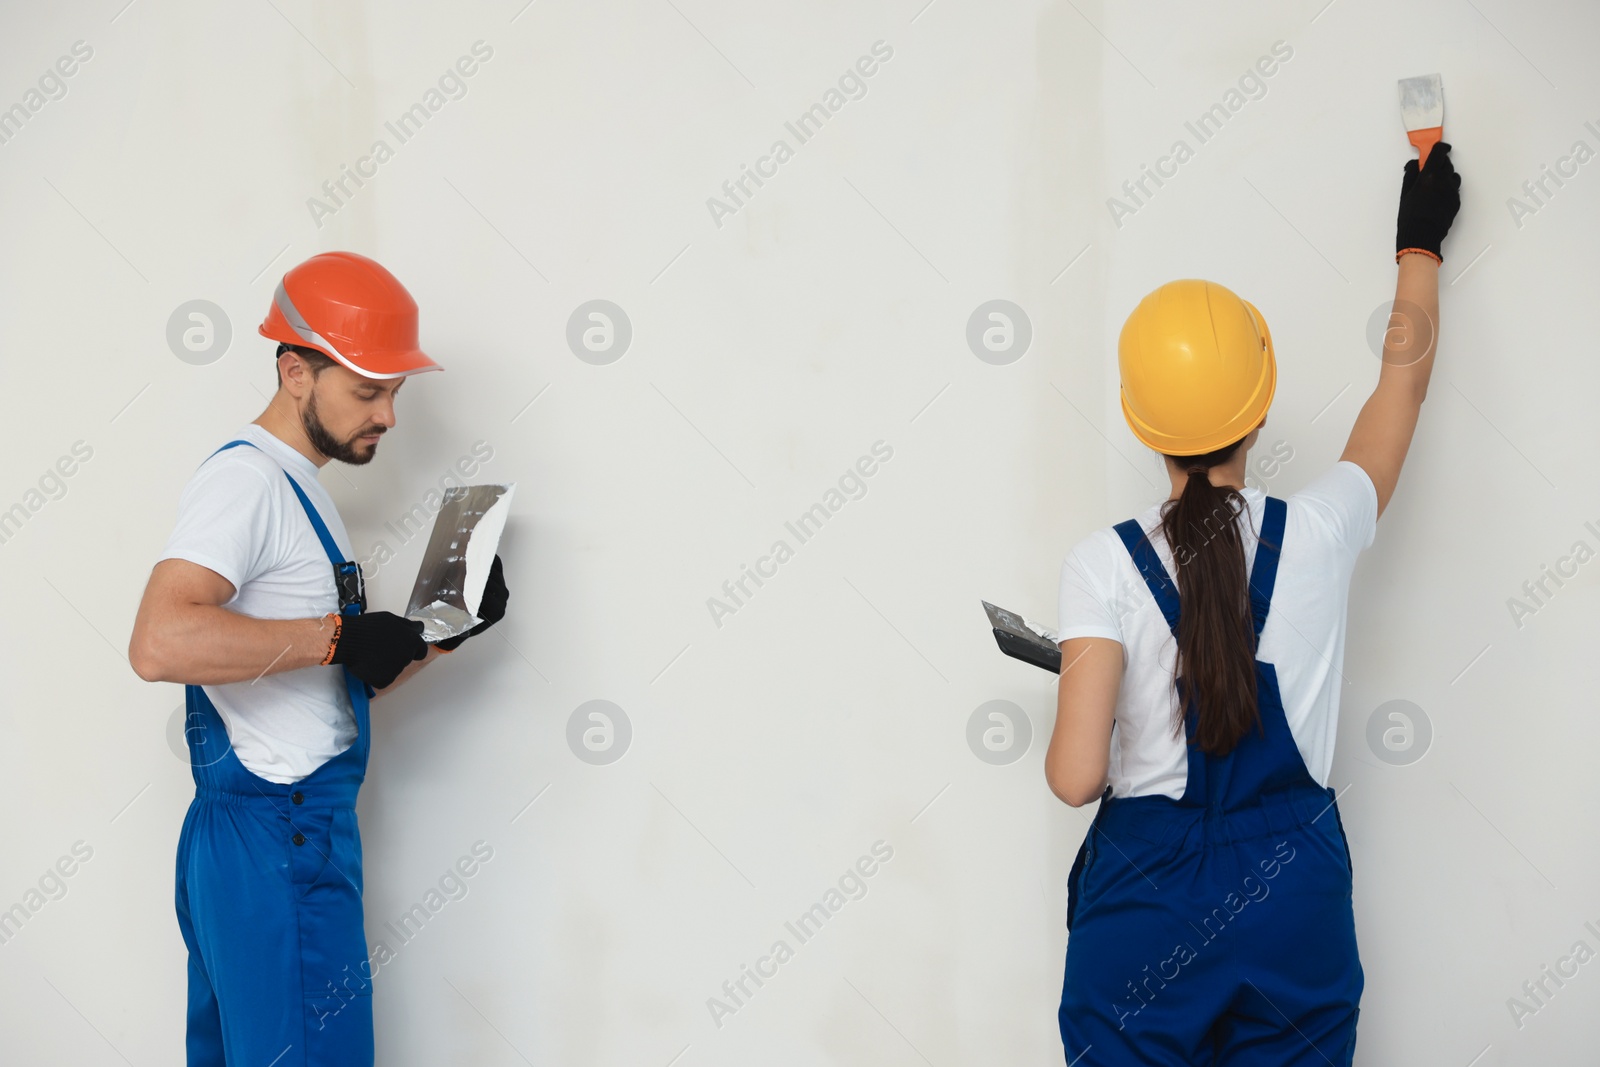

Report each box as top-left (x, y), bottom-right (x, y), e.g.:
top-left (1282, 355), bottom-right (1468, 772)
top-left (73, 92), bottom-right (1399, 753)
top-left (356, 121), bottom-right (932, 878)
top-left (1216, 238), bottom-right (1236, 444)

top-left (1396, 247), bottom-right (1442, 265)
top-left (319, 612), bottom-right (342, 665)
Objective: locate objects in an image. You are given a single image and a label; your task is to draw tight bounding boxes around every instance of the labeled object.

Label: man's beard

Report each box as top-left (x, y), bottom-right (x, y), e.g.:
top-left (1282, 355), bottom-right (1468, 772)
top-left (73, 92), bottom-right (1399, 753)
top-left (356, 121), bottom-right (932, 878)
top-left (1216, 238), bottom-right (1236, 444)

top-left (303, 389), bottom-right (381, 465)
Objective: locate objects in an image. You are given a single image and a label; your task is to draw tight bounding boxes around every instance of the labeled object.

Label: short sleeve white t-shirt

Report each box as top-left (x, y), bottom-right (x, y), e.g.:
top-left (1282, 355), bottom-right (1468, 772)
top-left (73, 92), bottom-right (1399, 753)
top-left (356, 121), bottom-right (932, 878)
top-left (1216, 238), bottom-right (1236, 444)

top-left (1056, 461), bottom-right (1379, 799)
top-left (157, 423), bottom-right (358, 785)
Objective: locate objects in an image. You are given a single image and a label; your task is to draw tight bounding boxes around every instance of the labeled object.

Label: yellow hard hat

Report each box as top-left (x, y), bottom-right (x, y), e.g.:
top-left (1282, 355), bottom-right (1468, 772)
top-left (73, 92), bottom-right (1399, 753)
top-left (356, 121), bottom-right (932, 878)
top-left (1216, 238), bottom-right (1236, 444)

top-left (1118, 279), bottom-right (1275, 456)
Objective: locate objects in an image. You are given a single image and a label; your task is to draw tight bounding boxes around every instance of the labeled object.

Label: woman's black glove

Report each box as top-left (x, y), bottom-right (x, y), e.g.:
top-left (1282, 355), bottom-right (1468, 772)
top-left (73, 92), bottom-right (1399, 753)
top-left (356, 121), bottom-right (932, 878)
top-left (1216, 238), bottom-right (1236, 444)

top-left (1396, 141), bottom-right (1461, 262)
top-left (437, 555), bottom-right (509, 652)
top-left (329, 611), bottom-right (428, 688)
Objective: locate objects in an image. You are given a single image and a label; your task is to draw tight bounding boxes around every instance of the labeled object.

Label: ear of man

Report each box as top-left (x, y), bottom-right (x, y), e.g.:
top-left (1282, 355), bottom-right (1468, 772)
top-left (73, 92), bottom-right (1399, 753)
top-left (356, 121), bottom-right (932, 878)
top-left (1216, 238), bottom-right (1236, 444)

top-left (275, 343), bottom-right (336, 391)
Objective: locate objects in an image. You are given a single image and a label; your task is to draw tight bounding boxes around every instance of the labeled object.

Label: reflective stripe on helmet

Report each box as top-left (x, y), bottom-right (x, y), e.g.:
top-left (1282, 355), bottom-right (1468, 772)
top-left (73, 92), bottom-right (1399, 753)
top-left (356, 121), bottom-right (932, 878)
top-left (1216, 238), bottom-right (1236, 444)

top-left (273, 280), bottom-right (408, 380)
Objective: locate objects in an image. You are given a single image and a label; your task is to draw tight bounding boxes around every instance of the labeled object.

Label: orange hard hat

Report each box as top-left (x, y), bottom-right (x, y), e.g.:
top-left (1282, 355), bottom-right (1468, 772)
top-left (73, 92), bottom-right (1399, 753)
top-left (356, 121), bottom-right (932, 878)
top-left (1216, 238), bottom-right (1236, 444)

top-left (258, 251), bottom-right (441, 379)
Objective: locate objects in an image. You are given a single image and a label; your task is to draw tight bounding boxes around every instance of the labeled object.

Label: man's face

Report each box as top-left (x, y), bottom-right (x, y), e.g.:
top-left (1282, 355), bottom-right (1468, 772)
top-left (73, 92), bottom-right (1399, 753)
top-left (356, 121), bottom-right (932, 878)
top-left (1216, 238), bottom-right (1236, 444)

top-left (300, 363), bottom-right (404, 465)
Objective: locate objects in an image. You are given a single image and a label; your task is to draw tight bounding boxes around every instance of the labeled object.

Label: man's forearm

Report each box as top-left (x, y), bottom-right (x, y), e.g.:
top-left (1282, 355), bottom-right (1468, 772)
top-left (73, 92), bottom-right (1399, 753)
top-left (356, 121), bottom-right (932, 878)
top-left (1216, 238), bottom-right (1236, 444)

top-left (136, 605), bottom-right (335, 685)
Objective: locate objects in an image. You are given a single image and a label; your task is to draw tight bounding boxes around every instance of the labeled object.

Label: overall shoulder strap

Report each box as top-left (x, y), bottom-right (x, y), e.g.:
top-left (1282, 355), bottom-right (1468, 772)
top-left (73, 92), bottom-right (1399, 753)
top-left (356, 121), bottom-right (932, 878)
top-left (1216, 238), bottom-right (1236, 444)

top-left (205, 438), bottom-right (256, 461)
top-left (202, 439), bottom-right (345, 566)
top-left (279, 473), bottom-right (345, 566)
top-left (1247, 496), bottom-right (1287, 642)
top-left (1113, 517), bottom-right (1180, 638)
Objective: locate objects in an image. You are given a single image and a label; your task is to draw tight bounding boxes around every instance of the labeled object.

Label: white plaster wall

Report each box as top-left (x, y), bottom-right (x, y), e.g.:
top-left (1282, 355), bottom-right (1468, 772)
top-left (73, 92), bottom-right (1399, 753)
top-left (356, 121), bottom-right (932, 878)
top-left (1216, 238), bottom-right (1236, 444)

top-left (1, 0), bottom-right (1596, 1063)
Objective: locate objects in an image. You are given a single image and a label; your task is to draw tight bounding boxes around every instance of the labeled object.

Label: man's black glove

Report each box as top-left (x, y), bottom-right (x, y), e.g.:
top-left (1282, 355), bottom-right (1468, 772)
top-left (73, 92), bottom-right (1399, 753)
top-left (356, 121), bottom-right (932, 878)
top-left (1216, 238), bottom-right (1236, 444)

top-left (1396, 141), bottom-right (1461, 262)
top-left (329, 611), bottom-right (428, 688)
top-left (437, 555), bottom-right (509, 652)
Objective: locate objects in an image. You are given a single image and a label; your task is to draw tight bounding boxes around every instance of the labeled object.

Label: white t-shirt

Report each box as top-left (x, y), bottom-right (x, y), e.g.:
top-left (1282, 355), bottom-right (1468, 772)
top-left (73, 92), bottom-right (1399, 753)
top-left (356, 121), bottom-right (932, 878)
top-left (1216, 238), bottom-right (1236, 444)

top-left (158, 423), bottom-right (358, 785)
top-left (1056, 461), bottom-right (1379, 799)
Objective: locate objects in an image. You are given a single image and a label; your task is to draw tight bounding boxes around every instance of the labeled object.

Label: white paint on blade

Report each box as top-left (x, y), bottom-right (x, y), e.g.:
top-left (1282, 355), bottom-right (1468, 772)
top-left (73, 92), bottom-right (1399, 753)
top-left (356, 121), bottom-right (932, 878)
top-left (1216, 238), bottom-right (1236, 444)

top-left (1398, 74), bottom-right (1443, 130)
top-left (463, 484), bottom-right (515, 615)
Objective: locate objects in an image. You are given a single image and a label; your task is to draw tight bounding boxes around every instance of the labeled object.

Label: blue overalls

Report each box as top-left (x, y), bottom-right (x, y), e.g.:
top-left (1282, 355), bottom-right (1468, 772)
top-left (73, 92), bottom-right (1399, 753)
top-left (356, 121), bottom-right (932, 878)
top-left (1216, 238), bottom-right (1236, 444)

top-left (1058, 496), bottom-right (1363, 1065)
top-left (173, 439), bottom-right (377, 1066)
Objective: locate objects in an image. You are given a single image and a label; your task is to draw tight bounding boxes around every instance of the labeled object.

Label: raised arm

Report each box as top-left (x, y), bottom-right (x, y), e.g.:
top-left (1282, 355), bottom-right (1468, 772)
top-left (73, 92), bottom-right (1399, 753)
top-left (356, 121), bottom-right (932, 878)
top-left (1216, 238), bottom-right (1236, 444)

top-left (1340, 142), bottom-right (1461, 521)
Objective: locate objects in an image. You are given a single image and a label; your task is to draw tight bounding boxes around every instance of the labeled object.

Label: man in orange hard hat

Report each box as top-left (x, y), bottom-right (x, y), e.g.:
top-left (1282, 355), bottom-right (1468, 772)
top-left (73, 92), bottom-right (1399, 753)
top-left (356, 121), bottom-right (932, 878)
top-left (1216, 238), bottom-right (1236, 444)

top-left (129, 251), bottom-right (510, 1066)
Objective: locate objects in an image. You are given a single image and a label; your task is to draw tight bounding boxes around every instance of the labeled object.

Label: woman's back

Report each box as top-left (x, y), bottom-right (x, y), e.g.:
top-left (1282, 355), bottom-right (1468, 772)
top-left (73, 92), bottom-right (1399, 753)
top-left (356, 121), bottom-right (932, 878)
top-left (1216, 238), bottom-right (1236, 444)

top-left (1056, 460), bottom-right (1379, 799)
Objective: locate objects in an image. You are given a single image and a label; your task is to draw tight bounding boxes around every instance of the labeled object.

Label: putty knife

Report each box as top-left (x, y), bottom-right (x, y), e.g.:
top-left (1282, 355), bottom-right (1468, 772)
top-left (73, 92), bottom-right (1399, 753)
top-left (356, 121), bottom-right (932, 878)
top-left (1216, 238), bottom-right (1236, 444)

top-left (982, 599), bottom-right (1062, 674)
top-left (1398, 73), bottom-right (1444, 168)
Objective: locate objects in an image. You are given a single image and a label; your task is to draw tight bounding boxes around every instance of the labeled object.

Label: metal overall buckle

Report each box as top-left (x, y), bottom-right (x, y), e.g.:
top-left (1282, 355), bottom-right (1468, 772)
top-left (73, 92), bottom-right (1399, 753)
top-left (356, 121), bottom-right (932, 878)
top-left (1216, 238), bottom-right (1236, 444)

top-left (334, 560), bottom-right (366, 616)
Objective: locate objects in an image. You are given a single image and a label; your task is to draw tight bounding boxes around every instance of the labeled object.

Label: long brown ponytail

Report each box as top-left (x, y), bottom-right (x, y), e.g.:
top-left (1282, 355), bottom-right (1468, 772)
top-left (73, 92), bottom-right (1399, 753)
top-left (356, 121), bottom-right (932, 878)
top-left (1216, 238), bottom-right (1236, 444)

top-left (1155, 440), bottom-right (1276, 756)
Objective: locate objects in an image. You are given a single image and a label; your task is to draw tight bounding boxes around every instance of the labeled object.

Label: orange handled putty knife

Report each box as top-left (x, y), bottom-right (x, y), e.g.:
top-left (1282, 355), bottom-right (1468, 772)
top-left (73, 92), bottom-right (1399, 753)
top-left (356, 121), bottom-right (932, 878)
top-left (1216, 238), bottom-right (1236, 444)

top-left (1398, 73), bottom-right (1444, 168)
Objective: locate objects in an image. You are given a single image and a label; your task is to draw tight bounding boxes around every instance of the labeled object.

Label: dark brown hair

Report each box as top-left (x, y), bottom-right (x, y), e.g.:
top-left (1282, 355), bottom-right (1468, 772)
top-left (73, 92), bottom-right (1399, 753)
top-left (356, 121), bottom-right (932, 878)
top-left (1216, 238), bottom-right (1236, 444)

top-left (1156, 438), bottom-right (1277, 755)
top-left (274, 342), bottom-right (336, 387)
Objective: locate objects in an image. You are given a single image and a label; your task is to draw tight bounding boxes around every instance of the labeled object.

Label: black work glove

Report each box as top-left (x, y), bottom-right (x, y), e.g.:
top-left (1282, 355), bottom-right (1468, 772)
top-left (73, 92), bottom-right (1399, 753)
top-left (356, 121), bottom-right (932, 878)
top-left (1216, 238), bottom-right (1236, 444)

top-left (1396, 141), bottom-right (1461, 262)
top-left (436, 555), bottom-right (509, 652)
top-left (329, 610), bottom-right (428, 688)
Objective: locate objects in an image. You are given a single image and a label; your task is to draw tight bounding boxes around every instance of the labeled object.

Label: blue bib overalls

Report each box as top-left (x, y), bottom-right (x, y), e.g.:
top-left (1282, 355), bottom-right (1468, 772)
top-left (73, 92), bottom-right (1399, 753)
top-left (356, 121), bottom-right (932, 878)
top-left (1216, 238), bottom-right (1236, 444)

top-left (173, 439), bottom-right (377, 1066)
top-left (1058, 496), bottom-right (1363, 1065)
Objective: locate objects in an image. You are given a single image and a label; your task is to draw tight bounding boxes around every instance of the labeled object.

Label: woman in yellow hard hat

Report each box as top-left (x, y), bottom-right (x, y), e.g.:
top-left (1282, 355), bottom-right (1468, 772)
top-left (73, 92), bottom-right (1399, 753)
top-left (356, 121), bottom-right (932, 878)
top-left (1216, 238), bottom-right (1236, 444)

top-left (1046, 144), bottom-right (1460, 1063)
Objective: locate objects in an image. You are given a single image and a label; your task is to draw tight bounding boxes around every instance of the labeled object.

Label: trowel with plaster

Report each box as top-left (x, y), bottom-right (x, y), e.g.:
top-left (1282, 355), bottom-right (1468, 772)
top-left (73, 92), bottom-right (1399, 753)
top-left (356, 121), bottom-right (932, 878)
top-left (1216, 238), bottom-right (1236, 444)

top-left (404, 483), bottom-right (516, 643)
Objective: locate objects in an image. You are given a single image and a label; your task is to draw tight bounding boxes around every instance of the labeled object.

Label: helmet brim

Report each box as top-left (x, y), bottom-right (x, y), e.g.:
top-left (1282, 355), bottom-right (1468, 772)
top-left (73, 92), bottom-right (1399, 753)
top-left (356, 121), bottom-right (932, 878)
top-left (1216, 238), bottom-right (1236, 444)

top-left (259, 322), bottom-right (442, 379)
